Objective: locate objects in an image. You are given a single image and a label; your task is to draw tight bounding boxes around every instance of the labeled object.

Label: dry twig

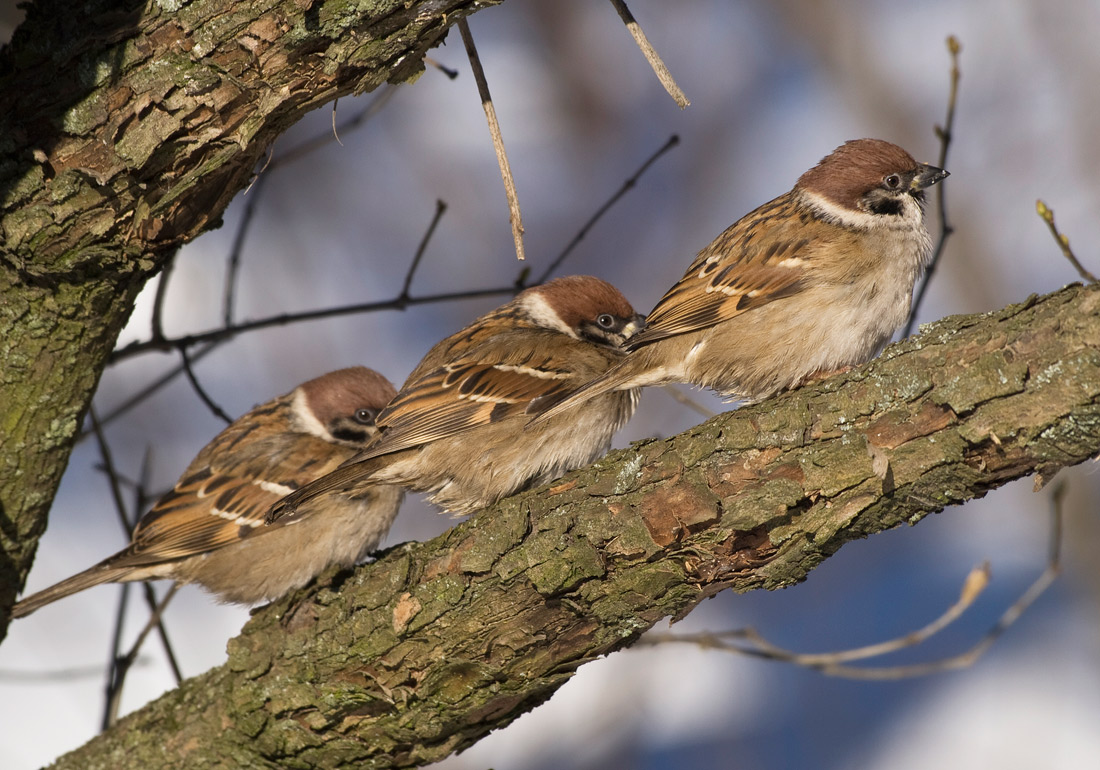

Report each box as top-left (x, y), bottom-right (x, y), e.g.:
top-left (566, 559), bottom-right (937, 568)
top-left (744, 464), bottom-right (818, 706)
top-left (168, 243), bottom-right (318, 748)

top-left (535, 134), bottom-right (680, 284)
top-left (608, 0), bottom-right (690, 109)
top-left (904, 35), bottom-right (961, 337)
top-left (457, 18), bottom-right (526, 261)
top-left (1036, 199), bottom-right (1098, 283)
top-left (639, 481), bottom-right (1065, 680)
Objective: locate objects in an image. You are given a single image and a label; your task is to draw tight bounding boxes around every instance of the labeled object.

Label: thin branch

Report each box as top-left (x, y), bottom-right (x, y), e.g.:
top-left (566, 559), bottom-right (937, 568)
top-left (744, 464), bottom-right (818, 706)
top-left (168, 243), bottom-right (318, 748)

top-left (110, 286), bottom-right (523, 363)
top-left (425, 56), bottom-right (459, 80)
top-left (266, 87), bottom-right (398, 173)
top-left (102, 581), bottom-right (133, 731)
top-left (400, 200), bottom-right (448, 301)
top-left (658, 385), bottom-right (716, 419)
top-left (639, 481), bottom-right (1065, 681)
top-left (608, 0), bottom-right (690, 109)
top-left (150, 252), bottom-right (177, 343)
top-left (87, 408), bottom-right (132, 536)
top-left (904, 35), bottom-right (961, 337)
top-left (103, 586), bottom-right (179, 729)
top-left (1036, 200), bottom-right (1098, 283)
top-left (457, 18), bottom-right (526, 262)
top-left (640, 561), bottom-right (989, 664)
top-left (134, 449), bottom-right (183, 685)
top-left (535, 134), bottom-right (680, 284)
top-left (0, 659), bottom-right (152, 683)
top-left (331, 98), bottom-right (344, 147)
top-left (93, 342), bottom-right (221, 431)
top-left (178, 345), bottom-right (232, 424)
top-left (224, 171), bottom-right (270, 326)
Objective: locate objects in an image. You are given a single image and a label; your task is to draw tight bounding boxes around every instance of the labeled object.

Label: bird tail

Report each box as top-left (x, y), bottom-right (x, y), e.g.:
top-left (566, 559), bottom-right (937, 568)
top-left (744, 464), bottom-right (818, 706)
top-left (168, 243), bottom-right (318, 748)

top-left (265, 455), bottom-right (389, 525)
top-left (11, 563), bottom-right (133, 619)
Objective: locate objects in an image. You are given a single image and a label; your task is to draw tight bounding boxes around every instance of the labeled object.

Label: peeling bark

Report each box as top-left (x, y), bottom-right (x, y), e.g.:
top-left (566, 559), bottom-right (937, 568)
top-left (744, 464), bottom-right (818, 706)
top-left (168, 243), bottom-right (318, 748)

top-left (0, 0), bottom-right (498, 640)
top-left (48, 283), bottom-right (1100, 769)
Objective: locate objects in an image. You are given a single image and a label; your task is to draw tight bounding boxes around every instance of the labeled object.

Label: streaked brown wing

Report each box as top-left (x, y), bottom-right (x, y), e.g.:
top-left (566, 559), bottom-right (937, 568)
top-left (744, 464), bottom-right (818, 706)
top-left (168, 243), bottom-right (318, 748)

top-left (356, 351), bottom-right (576, 460)
top-left (116, 431), bottom-right (352, 566)
top-left (628, 194), bottom-right (811, 349)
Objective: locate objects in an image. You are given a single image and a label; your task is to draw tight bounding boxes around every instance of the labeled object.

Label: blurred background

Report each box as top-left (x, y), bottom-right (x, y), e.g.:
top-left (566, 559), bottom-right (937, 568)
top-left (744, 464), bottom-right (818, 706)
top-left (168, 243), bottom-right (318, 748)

top-left (4, 0), bottom-right (1100, 767)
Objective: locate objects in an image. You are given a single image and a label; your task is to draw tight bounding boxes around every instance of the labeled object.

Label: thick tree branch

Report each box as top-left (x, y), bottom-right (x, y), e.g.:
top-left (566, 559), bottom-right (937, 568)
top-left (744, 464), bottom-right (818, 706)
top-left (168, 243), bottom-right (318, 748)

top-left (0, 0), bottom-right (499, 637)
top-left (51, 282), bottom-right (1100, 768)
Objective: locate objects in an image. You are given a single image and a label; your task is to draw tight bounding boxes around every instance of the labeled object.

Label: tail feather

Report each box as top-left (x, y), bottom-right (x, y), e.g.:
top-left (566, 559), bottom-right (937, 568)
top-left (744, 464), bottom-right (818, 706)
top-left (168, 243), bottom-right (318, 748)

top-left (11, 564), bottom-right (133, 619)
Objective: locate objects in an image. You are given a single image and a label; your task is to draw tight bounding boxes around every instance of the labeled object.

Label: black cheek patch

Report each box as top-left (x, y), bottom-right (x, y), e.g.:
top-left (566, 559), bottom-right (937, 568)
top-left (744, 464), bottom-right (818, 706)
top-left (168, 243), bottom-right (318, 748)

top-left (330, 427), bottom-right (370, 444)
top-left (869, 197), bottom-right (903, 216)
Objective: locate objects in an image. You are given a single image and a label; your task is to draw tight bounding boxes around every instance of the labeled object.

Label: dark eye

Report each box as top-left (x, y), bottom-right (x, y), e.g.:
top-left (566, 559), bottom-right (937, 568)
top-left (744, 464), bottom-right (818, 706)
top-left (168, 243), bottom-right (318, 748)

top-left (353, 408), bottom-right (377, 425)
top-left (596, 313), bottom-right (616, 330)
top-left (884, 174), bottom-right (902, 190)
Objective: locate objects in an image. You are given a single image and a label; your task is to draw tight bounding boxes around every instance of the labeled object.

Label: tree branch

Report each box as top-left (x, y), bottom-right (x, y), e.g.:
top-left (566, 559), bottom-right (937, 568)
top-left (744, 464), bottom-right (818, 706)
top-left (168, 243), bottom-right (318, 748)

top-left (0, 0), bottom-right (500, 638)
top-left (50, 282), bottom-right (1100, 768)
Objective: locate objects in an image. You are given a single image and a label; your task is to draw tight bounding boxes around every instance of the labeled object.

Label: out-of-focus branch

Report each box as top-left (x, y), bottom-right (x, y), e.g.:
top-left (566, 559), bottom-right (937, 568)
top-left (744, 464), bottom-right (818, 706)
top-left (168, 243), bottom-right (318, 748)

top-left (458, 18), bottom-right (527, 262)
top-left (1036, 199), bottom-right (1098, 283)
top-left (608, 0), bottom-right (690, 108)
top-left (905, 35), bottom-right (961, 337)
top-left (640, 481), bottom-right (1066, 679)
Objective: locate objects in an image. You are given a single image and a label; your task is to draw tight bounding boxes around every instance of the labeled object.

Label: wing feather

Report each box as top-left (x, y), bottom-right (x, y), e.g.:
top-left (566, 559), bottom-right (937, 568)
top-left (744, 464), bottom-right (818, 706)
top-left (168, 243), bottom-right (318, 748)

top-left (628, 192), bottom-right (813, 349)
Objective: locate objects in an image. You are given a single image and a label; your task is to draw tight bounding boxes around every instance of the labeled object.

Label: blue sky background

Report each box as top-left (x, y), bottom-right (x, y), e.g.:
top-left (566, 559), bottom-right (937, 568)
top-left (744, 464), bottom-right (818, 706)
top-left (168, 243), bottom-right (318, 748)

top-left (4, 1), bottom-right (1100, 768)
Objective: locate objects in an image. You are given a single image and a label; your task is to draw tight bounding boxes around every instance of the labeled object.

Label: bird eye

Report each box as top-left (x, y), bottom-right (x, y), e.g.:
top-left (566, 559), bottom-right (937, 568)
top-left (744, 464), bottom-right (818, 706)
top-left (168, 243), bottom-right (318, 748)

top-left (884, 174), bottom-right (901, 190)
top-left (353, 408), bottom-right (377, 424)
top-left (596, 313), bottom-right (616, 329)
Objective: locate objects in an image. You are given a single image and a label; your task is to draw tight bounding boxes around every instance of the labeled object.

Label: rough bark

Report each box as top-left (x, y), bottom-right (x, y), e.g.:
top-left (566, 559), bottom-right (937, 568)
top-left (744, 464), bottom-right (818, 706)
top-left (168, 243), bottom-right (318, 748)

top-left (0, 0), bottom-right (498, 639)
top-left (47, 282), bottom-right (1100, 769)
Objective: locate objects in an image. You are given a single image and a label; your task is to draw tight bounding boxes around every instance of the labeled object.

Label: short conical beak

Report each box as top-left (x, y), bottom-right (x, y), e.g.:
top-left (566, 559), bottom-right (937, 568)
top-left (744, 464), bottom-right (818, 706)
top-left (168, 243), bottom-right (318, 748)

top-left (912, 164), bottom-right (949, 192)
top-left (623, 313), bottom-right (646, 340)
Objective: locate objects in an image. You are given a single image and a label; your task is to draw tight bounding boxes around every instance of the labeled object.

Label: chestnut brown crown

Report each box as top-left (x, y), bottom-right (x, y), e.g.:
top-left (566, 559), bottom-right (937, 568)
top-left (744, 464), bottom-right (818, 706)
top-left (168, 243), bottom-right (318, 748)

top-left (797, 138), bottom-right (947, 215)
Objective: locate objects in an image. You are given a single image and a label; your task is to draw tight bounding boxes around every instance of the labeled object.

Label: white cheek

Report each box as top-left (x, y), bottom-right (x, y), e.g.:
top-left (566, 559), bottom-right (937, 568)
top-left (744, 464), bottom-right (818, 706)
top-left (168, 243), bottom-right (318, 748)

top-left (518, 292), bottom-right (577, 337)
top-left (801, 189), bottom-right (928, 235)
top-left (291, 388), bottom-right (333, 440)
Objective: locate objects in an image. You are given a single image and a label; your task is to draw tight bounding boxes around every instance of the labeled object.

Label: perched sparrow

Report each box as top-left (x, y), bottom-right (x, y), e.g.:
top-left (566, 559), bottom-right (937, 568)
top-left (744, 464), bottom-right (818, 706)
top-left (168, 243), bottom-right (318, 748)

top-left (267, 275), bottom-right (643, 522)
top-left (535, 138), bottom-right (948, 419)
top-left (12, 367), bottom-right (403, 618)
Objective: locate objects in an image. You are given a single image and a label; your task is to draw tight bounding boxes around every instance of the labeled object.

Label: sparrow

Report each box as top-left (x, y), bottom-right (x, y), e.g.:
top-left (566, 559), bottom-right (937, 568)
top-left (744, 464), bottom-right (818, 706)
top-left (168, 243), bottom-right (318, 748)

top-left (11, 367), bottom-right (404, 618)
top-left (267, 275), bottom-right (643, 522)
top-left (534, 138), bottom-right (948, 420)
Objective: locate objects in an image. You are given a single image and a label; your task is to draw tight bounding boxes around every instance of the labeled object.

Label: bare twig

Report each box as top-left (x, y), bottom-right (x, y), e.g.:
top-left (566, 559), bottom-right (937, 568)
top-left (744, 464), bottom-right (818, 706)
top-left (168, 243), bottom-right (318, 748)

top-left (103, 586), bottom-right (179, 729)
top-left (93, 342), bottom-right (221, 431)
top-left (150, 251), bottom-right (177, 343)
top-left (266, 86), bottom-right (398, 173)
top-left (1036, 200), bottom-right (1098, 283)
top-left (904, 35), bottom-right (961, 337)
top-left (608, 0), bottom-right (690, 109)
top-left (133, 449), bottom-right (183, 685)
top-left (178, 345), bottom-right (232, 424)
top-left (331, 98), bottom-right (344, 146)
top-left (639, 481), bottom-right (1064, 680)
top-left (88, 414), bottom-right (183, 716)
top-left (426, 56), bottom-right (459, 80)
top-left (659, 385), bottom-right (717, 419)
top-left (224, 172), bottom-right (270, 326)
top-left (87, 408), bottom-right (133, 536)
top-left (111, 286), bottom-right (523, 363)
top-left (400, 200), bottom-right (448, 301)
top-left (457, 18), bottom-right (526, 262)
top-left (0, 659), bottom-right (152, 683)
top-left (535, 134), bottom-right (680, 284)
top-left (102, 582), bottom-right (132, 731)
